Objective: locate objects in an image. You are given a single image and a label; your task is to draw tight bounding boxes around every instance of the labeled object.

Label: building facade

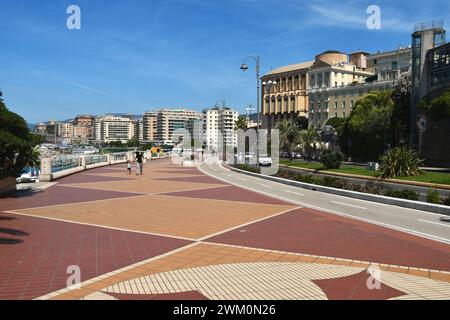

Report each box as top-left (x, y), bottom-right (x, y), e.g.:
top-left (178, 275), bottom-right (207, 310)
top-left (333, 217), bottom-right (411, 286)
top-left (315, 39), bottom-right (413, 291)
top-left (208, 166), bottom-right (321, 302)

top-left (411, 22), bottom-right (447, 147)
top-left (315, 47), bottom-right (413, 129)
top-left (155, 109), bottom-right (202, 144)
top-left (93, 115), bottom-right (136, 144)
top-left (366, 47), bottom-right (412, 83)
top-left (73, 115), bottom-right (95, 145)
top-left (308, 51), bottom-right (375, 129)
top-left (425, 41), bottom-right (450, 98)
top-left (143, 112), bottom-right (158, 143)
top-left (58, 121), bottom-right (74, 144)
top-left (261, 61), bottom-right (313, 130)
top-left (203, 107), bottom-right (239, 151)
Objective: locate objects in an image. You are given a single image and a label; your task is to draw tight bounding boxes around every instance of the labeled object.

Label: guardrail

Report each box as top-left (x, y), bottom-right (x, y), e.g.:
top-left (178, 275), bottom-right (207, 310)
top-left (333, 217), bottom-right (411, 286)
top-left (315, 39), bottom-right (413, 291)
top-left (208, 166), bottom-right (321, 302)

top-left (41, 152), bottom-right (132, 182)
top-left (51, 156), bottom-right (82, 173)
top-left (40, 152), bottom-right (172, 182)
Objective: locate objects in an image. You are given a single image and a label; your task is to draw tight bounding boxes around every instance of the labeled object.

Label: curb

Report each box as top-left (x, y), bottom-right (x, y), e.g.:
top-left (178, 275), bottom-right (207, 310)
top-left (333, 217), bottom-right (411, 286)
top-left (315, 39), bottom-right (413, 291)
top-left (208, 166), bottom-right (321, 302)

top-left (227, 166), bottom-right (450, 216)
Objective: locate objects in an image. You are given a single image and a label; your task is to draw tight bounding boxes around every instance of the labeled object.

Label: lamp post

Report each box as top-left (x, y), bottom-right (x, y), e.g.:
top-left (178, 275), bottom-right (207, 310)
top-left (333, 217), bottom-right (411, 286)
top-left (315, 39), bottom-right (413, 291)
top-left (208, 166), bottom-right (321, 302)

top-left (240, 56), bottom-right (261, 165)
top-left (214, 100), bottom-right (226, 163)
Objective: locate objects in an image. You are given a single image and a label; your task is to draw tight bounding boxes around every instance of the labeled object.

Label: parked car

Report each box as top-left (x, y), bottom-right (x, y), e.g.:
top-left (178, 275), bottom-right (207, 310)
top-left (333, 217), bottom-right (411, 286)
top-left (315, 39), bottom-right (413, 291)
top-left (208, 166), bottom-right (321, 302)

top-left (16, 169), bottom-right (39, 184)
top-left (259, 154), bottom-right (272, 167)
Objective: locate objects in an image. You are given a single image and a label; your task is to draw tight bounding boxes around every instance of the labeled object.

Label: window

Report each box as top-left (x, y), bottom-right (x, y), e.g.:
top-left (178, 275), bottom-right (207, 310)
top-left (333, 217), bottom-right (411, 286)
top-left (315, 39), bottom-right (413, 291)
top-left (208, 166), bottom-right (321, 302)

top-left (350, 100), bottom-right (354, 109)
top-left (310, 74), bottom-right (316, 88)
top-left (334, 101), bottom-right (338, 109)
top-left (324, 72), bottom-right (330, 87)
top-left (342, 101), bottom-right (346, 109)
top-left (343, 112), bottom-right (346, 118)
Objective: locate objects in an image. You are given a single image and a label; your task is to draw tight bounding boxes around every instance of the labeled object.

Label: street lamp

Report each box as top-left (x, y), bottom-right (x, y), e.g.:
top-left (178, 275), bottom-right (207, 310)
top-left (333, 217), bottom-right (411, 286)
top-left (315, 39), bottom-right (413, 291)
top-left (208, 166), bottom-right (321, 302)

top-left (240, 55), bottom-right (261, 165)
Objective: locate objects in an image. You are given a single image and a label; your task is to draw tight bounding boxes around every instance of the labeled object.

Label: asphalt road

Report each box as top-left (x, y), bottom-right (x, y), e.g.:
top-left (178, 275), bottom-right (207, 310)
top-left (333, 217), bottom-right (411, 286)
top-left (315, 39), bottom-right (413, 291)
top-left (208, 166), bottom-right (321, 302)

top-left (200, 161), bottom-right (450, 245)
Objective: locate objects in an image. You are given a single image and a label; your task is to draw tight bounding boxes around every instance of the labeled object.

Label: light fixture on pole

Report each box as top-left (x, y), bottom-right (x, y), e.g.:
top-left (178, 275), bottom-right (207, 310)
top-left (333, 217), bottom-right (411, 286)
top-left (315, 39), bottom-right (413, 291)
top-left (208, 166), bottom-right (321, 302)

top-left (240, 55), bottom-right (260, 166)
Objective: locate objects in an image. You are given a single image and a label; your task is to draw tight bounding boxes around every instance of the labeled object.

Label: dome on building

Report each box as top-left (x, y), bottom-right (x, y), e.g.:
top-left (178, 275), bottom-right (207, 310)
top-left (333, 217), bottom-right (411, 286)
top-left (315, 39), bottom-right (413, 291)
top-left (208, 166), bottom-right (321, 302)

top-left (315, 50), bottom-right (348, 65)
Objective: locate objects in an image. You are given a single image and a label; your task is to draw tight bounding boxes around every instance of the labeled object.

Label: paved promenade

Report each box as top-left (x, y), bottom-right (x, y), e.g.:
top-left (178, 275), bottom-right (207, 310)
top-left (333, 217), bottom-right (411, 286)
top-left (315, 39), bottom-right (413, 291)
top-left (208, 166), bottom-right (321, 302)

top-left (0, 159), bottom-right (449, 300)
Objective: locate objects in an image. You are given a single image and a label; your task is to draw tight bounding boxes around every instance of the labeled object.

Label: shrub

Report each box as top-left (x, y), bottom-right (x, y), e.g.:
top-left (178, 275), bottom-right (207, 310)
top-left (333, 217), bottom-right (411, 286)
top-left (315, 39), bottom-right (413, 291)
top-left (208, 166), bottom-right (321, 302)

top-left (379, 147), bottom-right (424, 179)
top-left (320, 176), bottom-right (350, 189)
top-left (362, 181), bottom-right (383, 195)
top-left (321, 150), bottom-right (344, 169)
top-left (385, 189), bottom-right (419, 201)
top-left (443, 195), bottom-right (450, 206)
top-left (237, 164), bottom-right (260, 174)
top-left (427, 188), bottom-right (442, 204)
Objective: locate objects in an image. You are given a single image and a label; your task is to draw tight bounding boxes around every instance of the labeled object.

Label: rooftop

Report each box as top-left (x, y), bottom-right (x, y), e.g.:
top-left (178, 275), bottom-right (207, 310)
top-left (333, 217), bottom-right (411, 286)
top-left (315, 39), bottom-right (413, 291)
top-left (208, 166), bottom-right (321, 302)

top-left (263, 60), bottom-right (314, 77)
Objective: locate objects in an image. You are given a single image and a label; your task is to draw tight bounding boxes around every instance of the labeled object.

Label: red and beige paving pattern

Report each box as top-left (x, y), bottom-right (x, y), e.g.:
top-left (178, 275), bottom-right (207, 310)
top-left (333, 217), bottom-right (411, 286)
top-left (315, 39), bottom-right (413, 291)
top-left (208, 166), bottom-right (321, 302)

top-left (1, 159), bottom-right (449, 300)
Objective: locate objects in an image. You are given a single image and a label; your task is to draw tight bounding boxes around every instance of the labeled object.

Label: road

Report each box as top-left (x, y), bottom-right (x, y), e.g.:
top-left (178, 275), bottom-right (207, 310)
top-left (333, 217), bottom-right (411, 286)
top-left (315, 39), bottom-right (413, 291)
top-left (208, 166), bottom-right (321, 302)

top-left (200, 162), bottom-right (450, 244)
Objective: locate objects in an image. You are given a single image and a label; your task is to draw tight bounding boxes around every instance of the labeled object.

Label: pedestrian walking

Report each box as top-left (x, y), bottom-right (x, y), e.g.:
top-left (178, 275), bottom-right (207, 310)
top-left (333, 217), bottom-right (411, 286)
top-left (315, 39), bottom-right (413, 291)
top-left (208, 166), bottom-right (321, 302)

top-left (135, 151), bottom-right (143, 175)
top-left (126, 160), bottom-right (132, 175)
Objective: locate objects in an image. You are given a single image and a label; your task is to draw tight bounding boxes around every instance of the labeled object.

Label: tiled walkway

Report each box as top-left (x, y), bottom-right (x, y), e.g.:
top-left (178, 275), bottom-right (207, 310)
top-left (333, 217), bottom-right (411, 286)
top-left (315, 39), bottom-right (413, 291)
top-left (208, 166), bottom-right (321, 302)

top-left (0, 159), bottom-right (449, 300)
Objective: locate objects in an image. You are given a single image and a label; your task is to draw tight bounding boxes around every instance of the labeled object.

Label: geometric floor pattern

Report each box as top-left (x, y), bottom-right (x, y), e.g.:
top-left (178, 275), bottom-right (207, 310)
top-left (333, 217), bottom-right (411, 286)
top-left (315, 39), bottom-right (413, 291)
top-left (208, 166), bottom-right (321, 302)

top-left (1, 159), bottom-right (449, 300)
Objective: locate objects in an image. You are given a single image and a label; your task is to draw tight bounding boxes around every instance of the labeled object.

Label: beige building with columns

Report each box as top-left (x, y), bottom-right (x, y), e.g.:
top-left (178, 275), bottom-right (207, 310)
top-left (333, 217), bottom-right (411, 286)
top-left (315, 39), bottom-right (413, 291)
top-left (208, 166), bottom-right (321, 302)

top-left (261, 61), bottom-right (314, 130)
top-left (307, 51), bottom-right (375, 129)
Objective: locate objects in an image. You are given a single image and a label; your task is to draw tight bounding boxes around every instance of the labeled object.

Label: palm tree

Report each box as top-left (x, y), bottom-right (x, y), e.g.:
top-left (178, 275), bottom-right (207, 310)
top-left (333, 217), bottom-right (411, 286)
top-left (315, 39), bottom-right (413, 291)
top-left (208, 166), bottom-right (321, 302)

top-left (235, 117), bottom-right (248, 131)
top-left (300, 129), bottom-right (320, 161)
top-left (278, 120), bottom-right (300, 161)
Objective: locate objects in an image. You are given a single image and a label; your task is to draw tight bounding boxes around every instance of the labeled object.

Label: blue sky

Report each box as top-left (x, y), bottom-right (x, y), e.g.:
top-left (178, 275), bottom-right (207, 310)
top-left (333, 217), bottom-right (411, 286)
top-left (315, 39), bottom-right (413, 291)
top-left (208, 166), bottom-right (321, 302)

top-left (0, 0), bottom-right (449, 123)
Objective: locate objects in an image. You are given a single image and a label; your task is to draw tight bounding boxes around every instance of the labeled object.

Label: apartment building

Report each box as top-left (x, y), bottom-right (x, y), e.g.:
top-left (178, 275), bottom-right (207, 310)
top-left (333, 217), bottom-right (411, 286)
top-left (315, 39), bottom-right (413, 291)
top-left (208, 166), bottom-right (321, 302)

top-left (93, 115), bottom-right (136, 143)
top-left (203, 107), bottom-right (239, 151)
top-left (143, 111), bottom-right (158, 142)
top-left (73, 115), bottom-right (95, 144)
top-left (155, 109), bottom-right (202, 144)
top-left (58, 121), bottom-right (74, 144)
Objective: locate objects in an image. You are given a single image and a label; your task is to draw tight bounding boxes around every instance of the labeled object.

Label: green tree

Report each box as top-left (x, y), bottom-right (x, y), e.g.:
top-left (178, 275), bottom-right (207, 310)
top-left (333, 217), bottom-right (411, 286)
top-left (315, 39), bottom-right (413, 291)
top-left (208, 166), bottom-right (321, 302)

top-left (0, 100), bottom-right (34, 178)
top-left (278, 120), bottom-right (300, 161)
top-left (421, 88), bottom-right (450, 119)
top-left (235, 117), bottom-right (248, 131)
top-left (127, 136), bottom-right (140, 148)
top-left (300, 129), bottom-right (320, 161)
top-left (295, 116), bottom-right (308, 130)
top-left (391, 71), bottom-right (411, 146)
top-left (325, 117), bottom-right (346, 135)
top-left (340, 91), bottom-right (394, 160)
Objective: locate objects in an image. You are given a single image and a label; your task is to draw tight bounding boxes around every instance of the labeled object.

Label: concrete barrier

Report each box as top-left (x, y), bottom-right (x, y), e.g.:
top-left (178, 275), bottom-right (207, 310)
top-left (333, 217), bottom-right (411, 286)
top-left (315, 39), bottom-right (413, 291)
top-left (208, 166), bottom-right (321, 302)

top-left (227, 166), bottom-right (450, 216)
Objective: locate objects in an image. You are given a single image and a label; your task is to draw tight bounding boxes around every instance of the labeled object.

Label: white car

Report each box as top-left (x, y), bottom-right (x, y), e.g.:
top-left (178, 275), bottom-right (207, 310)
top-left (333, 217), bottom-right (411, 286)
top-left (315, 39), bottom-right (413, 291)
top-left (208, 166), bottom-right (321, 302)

top-left (16, 171), bottom-right (40, 183)
top-left (259, 155), bottom-right (272, 167)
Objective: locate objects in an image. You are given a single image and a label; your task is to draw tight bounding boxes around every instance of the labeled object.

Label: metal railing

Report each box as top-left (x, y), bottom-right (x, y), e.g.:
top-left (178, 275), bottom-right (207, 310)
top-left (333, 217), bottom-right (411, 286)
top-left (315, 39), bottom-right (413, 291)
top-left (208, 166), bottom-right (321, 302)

top-left (51, 156), bottom-right (82, 173)
top-left (85, 155), bottom-right (108, 166)
top-left (111, 152), bottom-right (127, 162)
